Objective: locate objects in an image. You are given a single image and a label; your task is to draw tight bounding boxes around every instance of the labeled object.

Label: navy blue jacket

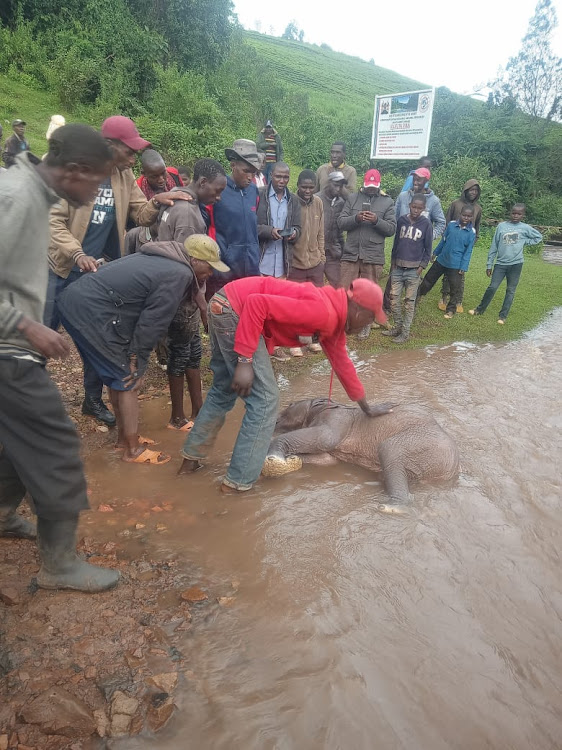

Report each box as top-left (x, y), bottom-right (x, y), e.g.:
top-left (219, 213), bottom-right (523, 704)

top-left (213, 176), bottom-right (260, 283)
top-left (391, 214), bottom-right (433, 268)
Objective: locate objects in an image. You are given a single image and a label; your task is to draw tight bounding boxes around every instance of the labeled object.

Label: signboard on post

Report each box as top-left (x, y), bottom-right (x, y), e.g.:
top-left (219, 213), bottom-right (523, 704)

top-left (371, 88), bottom-right (435, 160)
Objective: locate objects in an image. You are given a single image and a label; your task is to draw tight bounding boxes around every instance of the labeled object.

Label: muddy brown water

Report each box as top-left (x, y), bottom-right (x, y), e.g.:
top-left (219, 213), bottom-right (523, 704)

top-left (85, 310), bottom-right (562, 750)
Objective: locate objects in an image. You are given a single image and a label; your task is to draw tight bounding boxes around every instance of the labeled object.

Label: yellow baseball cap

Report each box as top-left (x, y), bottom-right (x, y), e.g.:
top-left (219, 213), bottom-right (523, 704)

top-left (184, 234), bottom-right (230, 273)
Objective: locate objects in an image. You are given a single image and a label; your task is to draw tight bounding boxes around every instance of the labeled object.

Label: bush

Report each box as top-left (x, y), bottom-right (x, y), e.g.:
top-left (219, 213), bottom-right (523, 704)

top-left (0, 19), bottom-right (48, 86)
top-left (429, 155), bottom-right (515, 221)
top-left (526, 193), bottom-right (562, 226)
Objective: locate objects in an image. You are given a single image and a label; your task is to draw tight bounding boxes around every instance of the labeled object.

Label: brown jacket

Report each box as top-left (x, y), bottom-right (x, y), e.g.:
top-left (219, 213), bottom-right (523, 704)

top-left (48, 167), bottom-right (160, 279)
top-left (315, 163), bottom-right (358, 198)
top-left (291, 194), bottom-right (325, 270)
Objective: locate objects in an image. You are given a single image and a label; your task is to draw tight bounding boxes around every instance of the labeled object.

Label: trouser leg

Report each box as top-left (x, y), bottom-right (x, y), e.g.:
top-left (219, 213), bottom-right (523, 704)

top-left (182, 310), bottom-right (238, 462)
top-left (389, 269), bottom-right (405, 327)
top-left (225, 336), bottom-right (279, 490)
top-left (440, 275), bottom-right (451, 301)
top-left (476, 264), bottom-right (507, 313)
top-left (324, 259), bottom-right (341, 288)
top-left (418, 261), bottom-right (445, 297)
top-left (340, 261), bottom-right (359, 290)
top-left (498, 263), bottom-right (523, 319)
top-left (402, 269), bottom-right (421, 333)
top-left (0, 359), bottom-right (88, 521)
top-left (445, 270), bottom-right (464, 314)
top-left (383, 276), bottom-right (392, 313)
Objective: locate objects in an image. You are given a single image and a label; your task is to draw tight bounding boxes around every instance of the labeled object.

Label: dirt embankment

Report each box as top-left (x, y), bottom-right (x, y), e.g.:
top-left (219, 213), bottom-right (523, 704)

top-left (0, 341), bottom-right (230, 748)
top-left (0, 331), bottom-right (326, 748)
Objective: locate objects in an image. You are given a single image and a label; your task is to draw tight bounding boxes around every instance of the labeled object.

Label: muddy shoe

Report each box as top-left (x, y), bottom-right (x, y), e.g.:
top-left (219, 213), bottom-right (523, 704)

top-left (272, 347), bottom-right (291, 362)
top-left (382, 326), bottom-right (402, 337)
top-left (82, 396), bottom-right (116, 427)
top-left (357, 324), bottom-right (371, 340)
top-left (444, 312), bottom-right (454, 319)
top-left (456, 304), bottom-right (464, 313)
top-left (262, 455), bottom-right (303, 477)
top-left (438, 299), bottom-right (447, 311)
top-left (0, 509), bottom-right (36, 540)
top-left (391, 332), bottom-right (410, 343)
top-left (37, 518), bottom-right (120, 593)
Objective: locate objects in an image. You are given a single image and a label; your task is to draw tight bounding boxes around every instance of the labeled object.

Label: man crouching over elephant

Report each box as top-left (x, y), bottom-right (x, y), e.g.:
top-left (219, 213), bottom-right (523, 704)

top-left (263, 398), bottom-right (459, 513)
top-left (178, 277), bottom-right (394, 493)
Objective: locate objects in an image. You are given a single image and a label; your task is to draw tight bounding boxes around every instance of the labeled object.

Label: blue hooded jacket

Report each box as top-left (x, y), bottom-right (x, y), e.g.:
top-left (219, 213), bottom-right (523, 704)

top-left (433, 220), bottom-right (476, 272)
top-left (213, 176), bottom-right (260, 283)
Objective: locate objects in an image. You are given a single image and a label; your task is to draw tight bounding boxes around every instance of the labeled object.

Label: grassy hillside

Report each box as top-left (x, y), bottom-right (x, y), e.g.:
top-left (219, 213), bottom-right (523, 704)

top-left (0, 76), bottom-right (74, 157)
top-left (243, 31), bottom-right (425, 109)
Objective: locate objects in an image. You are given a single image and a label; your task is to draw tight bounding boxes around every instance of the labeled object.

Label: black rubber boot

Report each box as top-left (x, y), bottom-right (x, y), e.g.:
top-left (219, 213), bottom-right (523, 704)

top-left (36, 517), bottom-right (120, 592)
top-left (82, 396), bottom-right (116, 427)
top-left (0, 504), bottom-right (36, 539)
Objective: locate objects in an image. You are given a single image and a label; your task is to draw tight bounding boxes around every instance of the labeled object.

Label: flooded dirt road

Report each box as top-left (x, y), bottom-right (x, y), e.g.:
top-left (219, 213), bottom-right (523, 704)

top-left (88, 309), bottom-right (562, 750)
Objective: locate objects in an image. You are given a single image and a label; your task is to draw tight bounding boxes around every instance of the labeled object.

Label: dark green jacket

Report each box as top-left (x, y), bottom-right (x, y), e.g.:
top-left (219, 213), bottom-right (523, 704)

top-left (338, 189), bottom-right (396, 265)
top-left (256, 130), bottom-right (283, 162)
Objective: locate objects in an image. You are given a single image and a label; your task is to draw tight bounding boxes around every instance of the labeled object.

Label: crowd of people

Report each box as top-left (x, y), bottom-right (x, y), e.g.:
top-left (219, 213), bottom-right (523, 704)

top-left (0, 114), bottom-right (542, 594)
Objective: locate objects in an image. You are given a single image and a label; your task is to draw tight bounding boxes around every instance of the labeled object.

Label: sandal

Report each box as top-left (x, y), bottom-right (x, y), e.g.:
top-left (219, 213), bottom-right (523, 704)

top-left (114, 435), bottom-right (156, 451)
top-left (123, 448), bottom-right (171, 465)
top-left (167, 420), bottom-right (194, 432)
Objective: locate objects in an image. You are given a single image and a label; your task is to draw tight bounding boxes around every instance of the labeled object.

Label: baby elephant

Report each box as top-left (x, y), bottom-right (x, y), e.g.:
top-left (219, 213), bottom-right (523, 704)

top-left (262, 398), bottom-right (459, 513)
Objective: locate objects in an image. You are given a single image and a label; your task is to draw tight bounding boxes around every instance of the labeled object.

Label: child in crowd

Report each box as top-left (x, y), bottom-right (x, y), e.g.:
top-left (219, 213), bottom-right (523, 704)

top-left (439, 179), bottom-right (482, 312)
top-left (469, 204), bottom-right (542, 324)
top-left (417, 206), bottom-right (476, 318)
top-left (288, 169), bottom-right (325, 356)
top-left (177, 165), bottom-right (191, 186)
top-left (383, 194), bottom-right (432, 343)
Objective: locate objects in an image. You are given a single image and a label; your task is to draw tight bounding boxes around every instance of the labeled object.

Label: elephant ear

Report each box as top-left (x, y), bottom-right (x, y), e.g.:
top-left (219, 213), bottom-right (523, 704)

top-left (305, 398), bottom-right (343, 425)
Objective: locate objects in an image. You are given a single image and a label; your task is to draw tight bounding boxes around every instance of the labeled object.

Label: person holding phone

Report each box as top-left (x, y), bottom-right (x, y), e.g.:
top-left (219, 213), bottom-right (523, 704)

top-left (337, 169), bottom-right (396, 338)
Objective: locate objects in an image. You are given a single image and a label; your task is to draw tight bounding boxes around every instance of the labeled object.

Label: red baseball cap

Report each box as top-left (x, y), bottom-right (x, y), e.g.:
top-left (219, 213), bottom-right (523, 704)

top-left (413, 167), bottom-right (431, 180)
top-left (101, 116), bottom-right (150, 151)
top-left (348, 278), bottom-right (387, 325)
top-left (363, 169), bottom-right (381, 188)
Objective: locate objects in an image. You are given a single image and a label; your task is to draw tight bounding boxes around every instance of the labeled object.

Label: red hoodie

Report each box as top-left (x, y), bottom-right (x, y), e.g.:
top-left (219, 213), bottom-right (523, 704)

top-left (222, 277), bottom-right (365, 401)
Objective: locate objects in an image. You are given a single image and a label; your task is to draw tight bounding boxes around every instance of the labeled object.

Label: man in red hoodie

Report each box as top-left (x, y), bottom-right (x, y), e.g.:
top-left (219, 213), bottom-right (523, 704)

top-left (178, 277), bottom-right (393, 492)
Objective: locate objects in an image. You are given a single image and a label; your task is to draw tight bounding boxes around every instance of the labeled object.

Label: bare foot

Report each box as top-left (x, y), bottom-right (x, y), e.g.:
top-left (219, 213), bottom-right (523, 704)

top-left (177, 458), bottom-right (203, 475)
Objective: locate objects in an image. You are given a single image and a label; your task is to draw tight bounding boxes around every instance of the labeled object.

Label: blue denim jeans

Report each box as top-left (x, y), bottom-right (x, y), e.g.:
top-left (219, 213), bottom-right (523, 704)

top-left (44, 268), bottom-right (104, 400)
top-left (181, 300), bottom-right (279, 490)
top-left (476, 263), bottom-right (523, 320)
top-left (389, 267), bottom-right (421, 333)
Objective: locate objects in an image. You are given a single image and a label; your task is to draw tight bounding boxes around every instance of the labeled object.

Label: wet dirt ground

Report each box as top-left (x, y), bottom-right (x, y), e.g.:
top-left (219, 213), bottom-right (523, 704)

top-left (2, 308), bottom-right (561, 749)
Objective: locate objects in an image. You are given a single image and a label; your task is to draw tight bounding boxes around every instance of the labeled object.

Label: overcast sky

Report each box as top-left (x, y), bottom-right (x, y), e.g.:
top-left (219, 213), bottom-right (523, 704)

top-left (233, 0), bottom-right (562, 97)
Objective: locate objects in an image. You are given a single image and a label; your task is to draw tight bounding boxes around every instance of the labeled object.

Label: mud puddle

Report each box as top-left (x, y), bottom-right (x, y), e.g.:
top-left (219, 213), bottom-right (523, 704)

top-left (96, 309), bottom-right (562, 749)
top-left (3, 310), bottom-right (561, 749)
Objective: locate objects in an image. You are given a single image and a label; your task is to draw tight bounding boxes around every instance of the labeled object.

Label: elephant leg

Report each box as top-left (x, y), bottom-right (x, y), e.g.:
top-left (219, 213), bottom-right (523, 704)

top-left (301, 453), bottom-right (339, 466)
top-left (263, 426), bottom-right (341, 478)
top-left (376, 437), bottom-right (413, 514)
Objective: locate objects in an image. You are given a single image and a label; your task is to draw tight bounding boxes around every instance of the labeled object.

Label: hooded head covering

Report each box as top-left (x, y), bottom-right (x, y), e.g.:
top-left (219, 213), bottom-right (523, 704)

top-left (462, 179), bottom-right (481, 203)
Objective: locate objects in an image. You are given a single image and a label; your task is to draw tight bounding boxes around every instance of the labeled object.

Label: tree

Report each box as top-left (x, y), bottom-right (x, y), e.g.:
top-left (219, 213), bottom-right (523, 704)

top-left (282, 20), bottom-right (303, 41)
top-left (491, 0), bottom-right (561, 120)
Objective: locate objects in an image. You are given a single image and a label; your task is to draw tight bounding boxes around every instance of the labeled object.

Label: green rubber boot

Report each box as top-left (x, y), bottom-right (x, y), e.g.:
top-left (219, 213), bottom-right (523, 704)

top-left (37, 517), bottom-right (120, 592)
top-left (0, 503), bottom-right (36, 540)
